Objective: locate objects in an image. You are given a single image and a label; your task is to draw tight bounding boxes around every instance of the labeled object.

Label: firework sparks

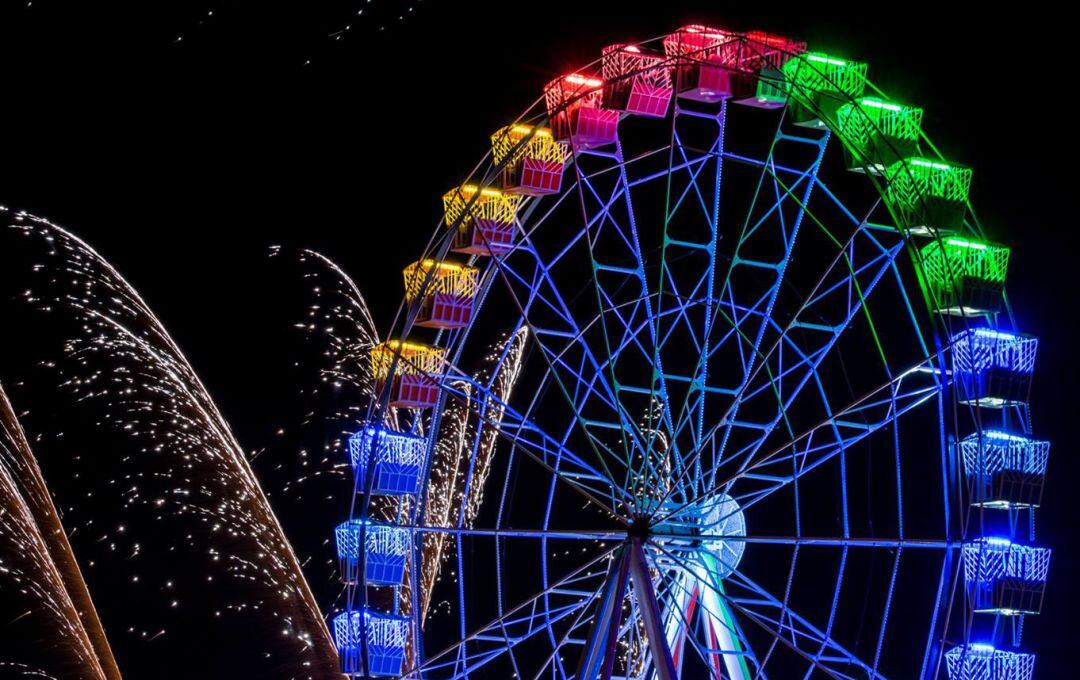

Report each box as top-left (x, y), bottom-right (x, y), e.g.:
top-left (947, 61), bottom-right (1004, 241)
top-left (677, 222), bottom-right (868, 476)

top-left (1, 209), bottom-right (339, 677)
top-left (420, 328), bottom-right (528, 622)
top-left (275, 248), bottom-right (529, 629)
top-left (1, 384), bottom-right (118, 680)
top-left (169, 1), bottom-right (427, 63)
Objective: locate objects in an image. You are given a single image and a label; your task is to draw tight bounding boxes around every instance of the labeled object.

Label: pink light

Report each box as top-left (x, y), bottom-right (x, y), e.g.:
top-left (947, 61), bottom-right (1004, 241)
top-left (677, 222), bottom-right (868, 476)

top-left (564, 73), bottom-right (603, 88)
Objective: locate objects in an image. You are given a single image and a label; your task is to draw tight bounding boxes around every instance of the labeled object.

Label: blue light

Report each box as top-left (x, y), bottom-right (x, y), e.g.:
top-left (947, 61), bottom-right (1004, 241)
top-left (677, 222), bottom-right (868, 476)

top-left (334, 519), bottom-right (410, 586)
top-left (945, 643), bottom-right (1035, 680)
top-left (951, 329), bottom-right (1038, 407)
top-left (962, 538), bottom-right (1050, 615)
top-left (332, 609), bottom-right (410, 677)
top-left (347, 425), bottom-right (427, 495)
top-left (952, 329), bottom-right (1038, 374)
top-left (959, 431), bottom-right (1050, 508)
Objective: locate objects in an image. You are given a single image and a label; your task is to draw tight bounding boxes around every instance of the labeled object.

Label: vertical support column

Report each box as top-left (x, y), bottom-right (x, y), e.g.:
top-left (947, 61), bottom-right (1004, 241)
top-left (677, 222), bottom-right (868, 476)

top-left (628, 538), bottom-right (678, 680)
top-left (663, 571), bottom-right (697, 674)
top-left (576, 545), bottom-right (631, 680)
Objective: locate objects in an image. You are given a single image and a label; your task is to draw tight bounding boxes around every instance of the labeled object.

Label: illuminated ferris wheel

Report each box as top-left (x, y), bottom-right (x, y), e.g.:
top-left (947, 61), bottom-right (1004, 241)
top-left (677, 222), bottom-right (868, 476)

top-left (330, 23), bottom-right (1050, 679)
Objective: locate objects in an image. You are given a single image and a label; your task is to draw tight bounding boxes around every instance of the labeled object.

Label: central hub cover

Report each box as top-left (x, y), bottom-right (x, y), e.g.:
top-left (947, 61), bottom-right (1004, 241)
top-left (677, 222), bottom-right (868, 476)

top-left (698, 493), bottom-right (746, 579)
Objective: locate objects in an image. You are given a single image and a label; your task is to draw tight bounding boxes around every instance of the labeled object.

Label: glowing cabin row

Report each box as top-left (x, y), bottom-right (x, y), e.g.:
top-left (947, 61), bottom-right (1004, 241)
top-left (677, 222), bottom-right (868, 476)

top-left (329, 427), bottom-right (428, 676)
top-left (456, 29), bottom-right (977, 260)
top-left (949, 328), bottom-right (1046, 508)
top-left (560, 29), bottom-right (973, 238)
top-left (662, 27), bottom-right (974, 238)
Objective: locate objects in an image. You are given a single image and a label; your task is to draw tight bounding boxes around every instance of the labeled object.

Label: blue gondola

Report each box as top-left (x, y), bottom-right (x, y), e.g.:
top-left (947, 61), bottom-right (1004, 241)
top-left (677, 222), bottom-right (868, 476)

top-left (962, 538), bottom-right (1050, 615)
top-left (332, 609), bottom-right (409, 677)
top-left (334, 519), bottom-right (410, 586)
top-left (348, 424), bottom-right (426, 496)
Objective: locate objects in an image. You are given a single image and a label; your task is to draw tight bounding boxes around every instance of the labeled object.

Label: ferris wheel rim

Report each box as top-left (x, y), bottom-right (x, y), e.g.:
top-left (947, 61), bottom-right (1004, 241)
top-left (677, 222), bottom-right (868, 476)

top-left (337, 22), bottom-right (1041, 680)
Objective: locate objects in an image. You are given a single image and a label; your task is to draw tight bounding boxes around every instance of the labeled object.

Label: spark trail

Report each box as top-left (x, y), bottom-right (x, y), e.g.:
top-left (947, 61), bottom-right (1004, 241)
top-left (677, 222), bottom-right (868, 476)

top-left (0, 209), bottom-right (339, 678)
top-left (277, 248), bottom-right (528, 625)
top-left (1, 383), bottom-right (118, 680)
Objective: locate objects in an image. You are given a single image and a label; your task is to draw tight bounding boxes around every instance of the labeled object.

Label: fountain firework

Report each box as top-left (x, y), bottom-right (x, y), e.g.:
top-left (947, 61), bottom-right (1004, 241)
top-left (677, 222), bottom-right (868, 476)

top-left (273, 248), bottom-right (528, 624)
top-left (1, 210), bottom-right (528, 676)
top-left (0, 209), bottom-right (339, 678)
top-left (1, 383), bottom-right (119, 680)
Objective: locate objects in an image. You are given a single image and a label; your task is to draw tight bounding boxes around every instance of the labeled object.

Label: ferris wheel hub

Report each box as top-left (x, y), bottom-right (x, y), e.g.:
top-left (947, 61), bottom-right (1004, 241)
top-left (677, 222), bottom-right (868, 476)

top-left (628, 515), bottom-right (653, 540)
top-left (649, 494), bottom-right (747, 578)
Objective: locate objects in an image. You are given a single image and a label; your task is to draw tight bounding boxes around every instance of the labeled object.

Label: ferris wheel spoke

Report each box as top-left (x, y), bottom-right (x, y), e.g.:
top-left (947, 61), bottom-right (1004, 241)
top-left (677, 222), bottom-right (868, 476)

top-left (644, 107), bottom-right (728, 503)
top-left (691, 127), bottom-right (828, 430)
top-left (735, 231), bottom-right (904, 415)
top-left (658, 541), bottom-right (880, 679)
top-left (703, 236), bottom-right (910, 499)
top-left (653, 353), bottom-right (941, 526)
top-left (728, 363), bottom-right (939, 489)
top-left (566, 141), bottom-right (680, 512)
top-left (408, 545), bottom-right (618, 679)
top-left (651, 540), bottom-right (856, 679)
top-left (723, 574), bottom-right (883, 679)
top-left (436, 376), bottom-right (635, 514)
top-left (657, 551), bottom-right (759, 679)
top-left (667, 124), bottom-right (828, 451)
top-left (659, 192), bottom-right (905, 503)
top-left (400, 524), bottom-right (626, 542)
top-left (455, 241), bottom-right (655, 505)
top-left (488, 223), bottom-right (661, 510)
top-left (704, 224), bottom-right (912, 493)
top-left (652, 126), bottom-right (832, 508)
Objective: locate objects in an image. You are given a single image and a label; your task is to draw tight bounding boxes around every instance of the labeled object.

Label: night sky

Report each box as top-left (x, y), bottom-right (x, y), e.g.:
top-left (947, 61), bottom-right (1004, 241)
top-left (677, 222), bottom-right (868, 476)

top-left (1, 1), bottom-right (1076, 677)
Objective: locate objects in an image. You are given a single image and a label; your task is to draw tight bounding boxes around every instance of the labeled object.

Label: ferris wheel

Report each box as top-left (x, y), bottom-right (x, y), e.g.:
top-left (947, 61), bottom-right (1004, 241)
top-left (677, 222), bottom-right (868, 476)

top-left (330, 23), bottom-right (1050, 680)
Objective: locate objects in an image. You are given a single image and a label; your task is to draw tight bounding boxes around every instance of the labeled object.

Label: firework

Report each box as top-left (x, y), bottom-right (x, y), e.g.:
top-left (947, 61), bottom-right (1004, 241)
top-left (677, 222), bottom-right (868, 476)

top-left (1, 210), bottom-right (339, 677)
top-left (1, 384), bottom-right (119, 680)
top-left (278, 248), bottom-right (529, 628)
top-left (419, 328), bottom-right (528, 622)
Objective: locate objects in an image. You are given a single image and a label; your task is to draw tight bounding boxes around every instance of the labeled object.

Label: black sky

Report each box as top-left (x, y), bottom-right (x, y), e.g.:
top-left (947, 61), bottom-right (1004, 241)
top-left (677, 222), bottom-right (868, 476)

top-left (1, 0), bottom-right (1076, 676)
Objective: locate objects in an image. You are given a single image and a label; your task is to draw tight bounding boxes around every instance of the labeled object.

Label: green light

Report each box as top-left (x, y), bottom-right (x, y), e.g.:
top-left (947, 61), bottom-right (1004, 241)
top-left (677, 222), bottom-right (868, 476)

top-left (860, 97), bottom-right (902, 112)
top-left (920, 238), bottom-right (1010, 287)
top-left (911, 158), bottom-right (953, 171)
top-left (886, 157), bottom-right (973, 205)
top-left (946, 238), bottom-right (987, 251)
top-left (836, 98), bottom-right (923, 148)
top-left (807, 53), bottom-right (848, 67)
top-left (780, 51), bottom-right (868, 101)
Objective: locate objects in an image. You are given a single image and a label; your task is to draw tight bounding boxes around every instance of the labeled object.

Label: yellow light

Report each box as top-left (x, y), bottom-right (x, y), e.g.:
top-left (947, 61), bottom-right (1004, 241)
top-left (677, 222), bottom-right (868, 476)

top-left (459, 184), bottom-right (505, 198)
top-left (381, 340), bottom-right (431, 353)
top-left (509, 124), bottom-right (552, 138)
top-left (370, 340), bottom-right (445, 378)
top-left (412, 259), bottom-right (466, 273)
top-left (403, 259), bottom-right (480, 300)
